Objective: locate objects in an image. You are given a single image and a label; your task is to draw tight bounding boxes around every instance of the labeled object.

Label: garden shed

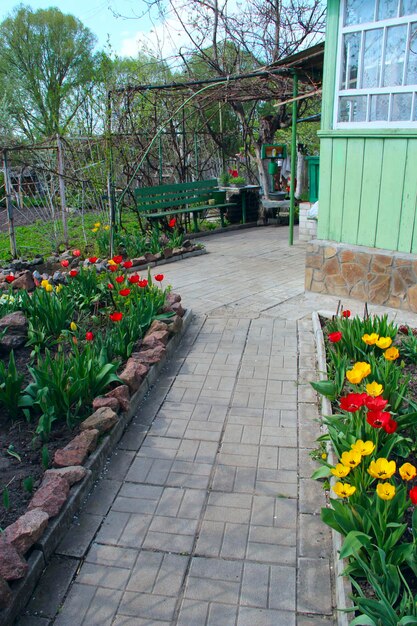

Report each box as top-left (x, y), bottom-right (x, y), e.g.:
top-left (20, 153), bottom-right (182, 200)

top-left (305, 0), bottom-right (417, 312)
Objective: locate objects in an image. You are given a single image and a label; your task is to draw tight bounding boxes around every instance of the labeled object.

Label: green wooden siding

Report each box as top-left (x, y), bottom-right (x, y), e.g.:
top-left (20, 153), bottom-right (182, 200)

top-left (317, 0), bottom-right (417, 254)
top-left (317, 136), bottom-right (417, 253)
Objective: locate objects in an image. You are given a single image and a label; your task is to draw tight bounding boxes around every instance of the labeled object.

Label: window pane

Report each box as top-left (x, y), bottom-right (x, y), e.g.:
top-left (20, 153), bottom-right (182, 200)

top-left (341, 32), bottom-right (361, 89)
top-left (378, 0), bottom-right (399, 20)
top-left (413, 94), bottom-right (417, 118)
top-left (338, 95), bottom-right (368, 121)
top-left (345, 0), bottom-right (375, 25)
top-left (362, 29), bottom-right (383, 86)
top-left (370, 94), bottom-right (389, 119)
top-left (402, 0), bottom-right (417, 16)
top-left (383, 25), bottom-right (407, 85)
top-left (406, 23), bottom-right (417, 84)
top-left (391, 92), bottom-right (413, 118)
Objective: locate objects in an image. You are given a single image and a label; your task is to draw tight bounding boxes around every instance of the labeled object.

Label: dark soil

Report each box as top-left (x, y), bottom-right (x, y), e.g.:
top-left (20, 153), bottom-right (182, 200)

top-left (0, 345), bottom-right (78, 529)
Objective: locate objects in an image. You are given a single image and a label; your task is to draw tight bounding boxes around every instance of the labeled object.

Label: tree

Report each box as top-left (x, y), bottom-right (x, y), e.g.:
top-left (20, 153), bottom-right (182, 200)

top-left (0, 6), bottom-right (97, 140)
top-left (114, 0), bottom-right (325, 195)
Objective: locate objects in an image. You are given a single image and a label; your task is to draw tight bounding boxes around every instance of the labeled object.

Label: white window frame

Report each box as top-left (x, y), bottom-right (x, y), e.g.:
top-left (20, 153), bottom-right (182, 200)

top-left (334, 0), bottom-right (417, 128)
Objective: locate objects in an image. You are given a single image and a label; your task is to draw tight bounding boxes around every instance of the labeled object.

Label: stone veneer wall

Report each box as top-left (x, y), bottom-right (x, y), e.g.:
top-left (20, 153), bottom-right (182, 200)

top-left (305, 239), bottom-right (417, 313)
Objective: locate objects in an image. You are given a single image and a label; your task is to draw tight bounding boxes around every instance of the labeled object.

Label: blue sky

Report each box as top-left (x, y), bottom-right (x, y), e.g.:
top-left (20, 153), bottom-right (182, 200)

top-left (0, 1), bottom-right (161, 57)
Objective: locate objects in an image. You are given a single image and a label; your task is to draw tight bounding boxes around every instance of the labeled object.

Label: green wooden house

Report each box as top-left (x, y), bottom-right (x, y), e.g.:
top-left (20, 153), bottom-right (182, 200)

top-left (305, 0), bottom-right (417, 311)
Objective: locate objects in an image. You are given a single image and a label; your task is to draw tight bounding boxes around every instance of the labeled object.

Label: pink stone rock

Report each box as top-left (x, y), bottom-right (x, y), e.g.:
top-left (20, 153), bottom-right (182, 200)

top-left (12, 270), bottom-right (35, 291)
top-left (80, 407), bottom-right (118, 434)
top-left (144, 253), bottom-right (157, 262)
top-left (0, 540), bottom-right (28, 581)
top-left (131, 256), bottom-right (146, 266)
top-left (119, 359), bottom-right (147, 393)
top-left (3, 509), bottom-right (49, 555)
top-left (132, 345), bottom-right (166, 365)
top-left (106, 385), bottom-right (131, 412)
top-left (167, 314), bottom-right (183, 334)
top-left (147, 319), bottom-right (169, 334)
top-left (142, 329), bottom-right (169, 348)
top-left (0, 576), bottom-right (11, 609)
top-left (171, 302), bottom-right (185, 317)
top-left (44, 466), bottom-right (87, 487)
top-left (162, 247), bottom-right (173, 259)
top-left (92, 396), bottom-right (120, 412)
top-left (166, 292), bottom-right (181, 304)
top-left (0, 311), bottom-right (28, 333)
top-left (54, 429), bottom-right (99, 467)
top-left (28, 474), bottom-right (70, 518)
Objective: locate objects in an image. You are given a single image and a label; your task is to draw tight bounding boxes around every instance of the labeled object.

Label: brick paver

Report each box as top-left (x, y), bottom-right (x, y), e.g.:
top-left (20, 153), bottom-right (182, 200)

top-left (20, 227), bottom-right (417, 626)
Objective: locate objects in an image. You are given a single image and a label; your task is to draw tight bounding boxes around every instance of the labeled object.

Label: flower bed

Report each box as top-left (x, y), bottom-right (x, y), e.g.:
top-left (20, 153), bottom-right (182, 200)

top-left (311, 307), bottom-right (417, 625)
top-left (0, 252), bottom-right (187, 615)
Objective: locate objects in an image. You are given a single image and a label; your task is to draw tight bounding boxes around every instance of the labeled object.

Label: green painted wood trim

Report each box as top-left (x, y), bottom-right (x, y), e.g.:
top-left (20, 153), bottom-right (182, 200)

top-left (328, 139), bottom-right (348, 241)
top-left (318, 129), bottom-right (417, 138)
top-left (135, 179), bottom-right (218, 196)
top-left (340, 138), bottom-right (365, 243)
top-left (321, 0), bottom-right (341, 130)
top-left (398, 140), bottom-right (417, 253)
top-left (356, 139), bottom-right (384, 247)
top-left (375, 140), bottom-right (408, 250)
top-left (317, 138), bottom-right (333, 240)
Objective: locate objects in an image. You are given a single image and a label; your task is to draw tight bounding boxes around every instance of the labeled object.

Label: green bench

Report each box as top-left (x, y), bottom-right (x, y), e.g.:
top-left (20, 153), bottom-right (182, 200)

top-left (134, 179), bottom-right (237, 231)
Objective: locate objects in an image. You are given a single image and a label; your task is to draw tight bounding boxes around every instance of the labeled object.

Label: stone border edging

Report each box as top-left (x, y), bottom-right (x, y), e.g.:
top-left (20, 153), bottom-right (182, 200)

top-left (134, 247), bottom-right (207, 269)
top-left (0, 308), bottom-right (193, 626)
top-left (186, 222), bottom-right (257, 240)
top-left (312, 311), bottom-right (353, 626)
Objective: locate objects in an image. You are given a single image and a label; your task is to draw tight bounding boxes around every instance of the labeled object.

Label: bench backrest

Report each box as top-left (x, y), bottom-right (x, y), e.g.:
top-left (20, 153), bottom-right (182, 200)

top-left (134, 179), bottom-right (218, 212)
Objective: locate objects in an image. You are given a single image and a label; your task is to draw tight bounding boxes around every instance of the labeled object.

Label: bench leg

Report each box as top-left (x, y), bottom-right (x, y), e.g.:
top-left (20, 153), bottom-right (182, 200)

top-left (220, 209), bottom-right (225, 228)
top-left (192, 212), bottom-right (199, 232)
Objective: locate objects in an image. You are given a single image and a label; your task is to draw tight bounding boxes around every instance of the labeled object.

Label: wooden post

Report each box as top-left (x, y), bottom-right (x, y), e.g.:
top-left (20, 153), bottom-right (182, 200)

top-left (2, 150), bottom-right (18, 258)
top-left (56, 135), bottom-right (68, 246)
top-left (289, 72), bottom-right (298, 246)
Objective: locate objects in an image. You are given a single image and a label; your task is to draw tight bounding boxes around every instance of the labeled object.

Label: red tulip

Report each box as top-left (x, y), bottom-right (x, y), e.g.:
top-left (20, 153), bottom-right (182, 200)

top-left (112, 255), bottom-right (123, 264)
top-left (366, 410), bottom-right (391, 429)
top-left (115, 276), bottom-right (124, 284)
top-left (123, 260), bottom-right (133, 269)
top-left (85, 331), bottom-right (94, 341)
top-left (138, 279), bottom-right (148, 288)
top-left (110, 312), bottom-right (123, 322)
top-left (60, 260), bottom-right (69, 268)
top-left (72, 249), bottom-right (81, 257)
top-left (365, 396), bottom-right (388, 411)
top-left (154, 274), bottom-right (164, 282)
top-left (383, 418), bottom-right (398, 434)
top-left (69, 270), bottom-right (78, 277)
top-left (108, 265), bottom-right (118, 272)
top-left (328, 331), bottom-right (342, 343)
top-left (339, 393), bottom-right (367, 412)
top-left (107, 283), bottom-right (114, 290)
top-left (5, 275), bottom-right (15, 283)
top-left (410, 485), bottom-right (417, 505)
top-left (128, 274), bottom-right (140, 284)
top-left (342, 310), bottom-right (351, 318)
top-left (88, 257), bottom-right (98, 263)
top-left (168, 218), bottom-right (176, 228)
top-left (119, 288), bottom-right (131, 297)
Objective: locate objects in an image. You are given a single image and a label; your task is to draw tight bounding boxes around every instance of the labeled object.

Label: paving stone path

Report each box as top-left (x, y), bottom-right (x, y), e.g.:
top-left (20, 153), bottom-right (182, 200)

top-left (19, 227), bottom-right (417, 626)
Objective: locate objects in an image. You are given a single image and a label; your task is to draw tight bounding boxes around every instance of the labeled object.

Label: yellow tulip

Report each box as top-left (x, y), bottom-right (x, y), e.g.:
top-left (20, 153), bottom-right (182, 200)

top-left (340, 450), bottom-right (362, 469)
top-left (70, 321), bottom-right (77, 331)
top-left (91, 227), bottom-right (99, 233)
top-left (331, 463), bottom-right (350, 478)
top-left (104, 225), bottom-right (110, 231)
top-left (346, 369), bottom-right (363, 384)
top-left (321, 453), bottom-right (327, 460)
top-left (44, 284), bottom-right (53, 292)
top-left (384, 347), bottom-right (400, 361)
top-left (376, 482), bottom-right (396, 501)
top-left (355, 362), bottom-right (371, 378)
top-left (94, 222), bottom-right (101, 228)
top-left (333, 482), bottom-right (356, 498)
top-left (399, 462), bottom-right (417, 481)
top-left (368, 458), bottom-right (396, 480)
top-left (351, 440), bottom-right (375, 456)
top-left (366, 381), bottom-right (383, 397)
top-left (55, 284), bottom-right (63, 293)
top-left (362, 333), bottom-right (379, 345)
top-left (108, 259), bottom-right (117, 266)
top-left (376, 336), bottom-right (392, 349)
top-left (41, 279), bottom-right (49, 288)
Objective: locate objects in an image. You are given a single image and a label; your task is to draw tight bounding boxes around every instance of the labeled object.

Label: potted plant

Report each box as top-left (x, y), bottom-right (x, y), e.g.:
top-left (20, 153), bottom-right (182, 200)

top-left (218, 171), bottom-right (231, 186)
top-left (230, 175), bottom-right (246, 187)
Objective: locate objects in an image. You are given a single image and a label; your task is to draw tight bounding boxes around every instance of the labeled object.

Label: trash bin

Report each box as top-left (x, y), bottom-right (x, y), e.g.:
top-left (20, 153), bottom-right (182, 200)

top-left (305, 156), bottom-right (320, 203)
